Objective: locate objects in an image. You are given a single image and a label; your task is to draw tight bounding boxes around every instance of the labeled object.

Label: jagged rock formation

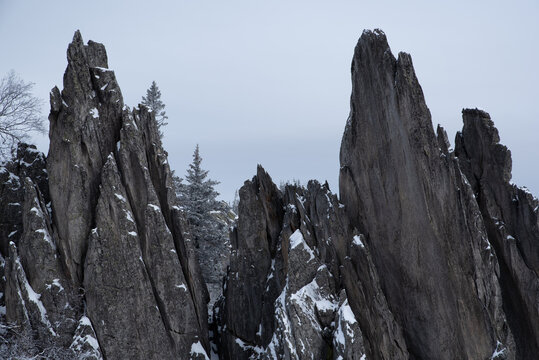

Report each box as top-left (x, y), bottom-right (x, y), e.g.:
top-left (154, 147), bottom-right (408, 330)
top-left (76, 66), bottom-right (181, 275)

top-left (338, 29), bottom-right (513, 359)
top-left (0, 143), bottom-right (48, 257)
top-left (1, 144), bottom-right (96, 359)
top-left (1, 31), bottom-right (210, 359)
top-left (215, 29), bottom-right (538, 360)
top-left (455, 109), bottom-right (539, 358)
top-left (215, 167), bottom-right (406, 359)
top-left (1, 28), bottom-right (538, 360)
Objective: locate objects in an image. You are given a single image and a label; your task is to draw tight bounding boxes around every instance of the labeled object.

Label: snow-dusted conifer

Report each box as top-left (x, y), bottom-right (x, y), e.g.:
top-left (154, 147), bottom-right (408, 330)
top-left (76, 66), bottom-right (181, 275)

top-left (175, 145), bottom-right (232, 308)
top-left (141, 81), bottom-right (168, 138)
top-left (176, 145), bottom-right (226, 247)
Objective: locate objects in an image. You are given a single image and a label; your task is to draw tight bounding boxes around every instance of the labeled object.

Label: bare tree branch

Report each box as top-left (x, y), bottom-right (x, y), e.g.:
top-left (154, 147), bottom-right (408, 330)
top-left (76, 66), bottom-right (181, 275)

top-left (0, 70), bottom-right (45, 159)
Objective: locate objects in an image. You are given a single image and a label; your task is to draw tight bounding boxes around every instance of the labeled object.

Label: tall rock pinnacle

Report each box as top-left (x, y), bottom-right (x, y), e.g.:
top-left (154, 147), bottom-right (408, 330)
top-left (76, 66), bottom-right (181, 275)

top-left (339, 29), bottom-right (512, 359)
top-left (1, 31), bottom-right (211, 359)
top-left (47, 30), bottom-right (124, 284)
top-left (455, 109), bottom-right (539, 358)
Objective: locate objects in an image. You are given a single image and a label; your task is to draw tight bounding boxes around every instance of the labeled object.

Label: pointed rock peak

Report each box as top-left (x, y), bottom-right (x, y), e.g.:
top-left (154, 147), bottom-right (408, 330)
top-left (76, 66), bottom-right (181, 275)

top-left (72, 30), bottom-right (83, 44)
top-left (396, 51), bottom-right (413, 68)
top-left (67, 30), bottom-right (86, 63)
top-left (354, 28), bottom-right (394, 63)
top-left (457, 109), bottom-right (512, 184)
top-left (436, 125), bottom-right (451, 154)
top-left (67, 30), bottom-right (108, 70)
top-left (254, 165), bottom-right (283, 201)
top-left (255, 164), bottom-right (274, 184)
top-left (360, 28), bottom-right (388, 42)
top-left (462, 108), bottom-right (500, 144)
top-left (463, 107), bottom-right (491, 119)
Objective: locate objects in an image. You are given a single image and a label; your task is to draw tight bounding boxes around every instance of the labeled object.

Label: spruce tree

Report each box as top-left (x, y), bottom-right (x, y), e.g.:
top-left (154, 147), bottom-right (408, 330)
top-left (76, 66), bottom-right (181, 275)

top-left (175, 145), bottom-right (232, 309)
top-left (141, 81), bottom-right (168, 138)
top-left (176, 144), bottom-right (225, 247)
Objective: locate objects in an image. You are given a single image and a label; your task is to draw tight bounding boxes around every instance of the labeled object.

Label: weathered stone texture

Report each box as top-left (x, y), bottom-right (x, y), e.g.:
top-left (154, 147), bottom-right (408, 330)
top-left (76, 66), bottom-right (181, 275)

top-left (339, 29), bottom-right (512, 359)
top-left (455, 109), bottom-right (539, 359)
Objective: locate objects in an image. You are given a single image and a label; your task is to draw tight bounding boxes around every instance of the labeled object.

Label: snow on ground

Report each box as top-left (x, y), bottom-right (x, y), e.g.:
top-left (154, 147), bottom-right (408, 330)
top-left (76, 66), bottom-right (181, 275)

top-left (333, 297), bottom-right (359, 353)
top-left (114, 193), bottom-right (126, 202)
top-left (290, 277), bottom-right (338, 322)
top-left (124, 209), bottom-right (135, 223)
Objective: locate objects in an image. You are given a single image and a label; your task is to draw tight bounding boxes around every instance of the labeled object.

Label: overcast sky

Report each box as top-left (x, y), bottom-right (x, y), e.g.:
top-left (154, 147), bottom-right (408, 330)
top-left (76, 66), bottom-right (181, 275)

top-left (1, 0), bottom-right (538, 201)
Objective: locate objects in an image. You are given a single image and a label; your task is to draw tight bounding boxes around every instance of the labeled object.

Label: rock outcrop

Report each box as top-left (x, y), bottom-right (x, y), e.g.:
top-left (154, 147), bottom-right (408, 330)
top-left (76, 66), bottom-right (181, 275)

top-left (1, 31), bottom-right (210, 359)
top-left (0, 143), bottom-right (48, 257)
top-left (215, 167), bottom-right (407, 360)
top-left (1, 28), bottom-right (539, 360)
top-left (455, 109), bottom-right (539, 359)
top-left (339, 29), bottom-right (513, 359)
top-left (216, 30), bottom-right (538, 360)
top-left (1, 146), bottom-right (93, 359)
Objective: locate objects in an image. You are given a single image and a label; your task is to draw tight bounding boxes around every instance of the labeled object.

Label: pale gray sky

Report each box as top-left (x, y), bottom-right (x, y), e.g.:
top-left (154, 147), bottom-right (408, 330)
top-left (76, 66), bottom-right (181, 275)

top-left (1, 0), bottom-right (538, 201)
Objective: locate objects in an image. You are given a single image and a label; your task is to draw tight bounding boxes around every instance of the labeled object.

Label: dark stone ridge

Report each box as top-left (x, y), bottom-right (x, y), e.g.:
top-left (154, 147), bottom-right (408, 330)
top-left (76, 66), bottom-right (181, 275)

top-left (339, 29), bottom-right (513, 359)
top-left (215, 29), bottom-right (537, 360)
top-left (1, 31), bottom-right (210, 359)
top-left (215, 166), bottom-right (407, 359)
top-left (455, 109), bottom-right (539, 359)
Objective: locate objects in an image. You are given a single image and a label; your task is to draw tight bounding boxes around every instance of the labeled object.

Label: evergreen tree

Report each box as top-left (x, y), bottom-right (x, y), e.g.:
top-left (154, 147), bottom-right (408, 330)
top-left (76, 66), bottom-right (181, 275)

top-left (141, 81), bottom-right (168, 138)
top-left (174, 145), bottom-right (232, 309)
top-left (176, 145), bottom-right (226, 247)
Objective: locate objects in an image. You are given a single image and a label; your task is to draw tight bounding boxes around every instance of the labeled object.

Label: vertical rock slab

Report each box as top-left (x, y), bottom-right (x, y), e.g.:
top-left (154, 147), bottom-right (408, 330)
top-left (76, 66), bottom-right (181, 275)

top-left (218, 166), bottom-right (283, 359)
top-left (15, 178), bottom-right (79, 344)
top-left (43, 31), bottom-right (209, 358)
top-left (455, 109), bottom-right (539, 358)
top-left (83, 156), bottom-right (175, 360)
top-left (47, 31), bottom-right (124, 284)
top-left (3, 175), bottom-right (81, 350)
top-left (0, 143), bottom-right (48, 257)
top-left (339, 30), bottom-right (511, 359)
top-left (116, 106), bottom-right (209, 354)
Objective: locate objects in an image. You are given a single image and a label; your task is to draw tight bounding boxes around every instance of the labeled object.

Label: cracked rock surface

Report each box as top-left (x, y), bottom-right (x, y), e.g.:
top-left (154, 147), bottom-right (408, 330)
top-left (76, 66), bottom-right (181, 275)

top-left (1, 29), bottom-right (539, 360)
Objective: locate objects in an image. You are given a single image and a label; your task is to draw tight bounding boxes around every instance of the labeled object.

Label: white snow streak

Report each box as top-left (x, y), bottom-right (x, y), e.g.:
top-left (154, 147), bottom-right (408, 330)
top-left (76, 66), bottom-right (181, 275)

top-left (352, 235), bottom-right (365, 248)
top-left (190, 341), bottom-right (210, 359)
top-left (289, 230), bottom-right (315, 262)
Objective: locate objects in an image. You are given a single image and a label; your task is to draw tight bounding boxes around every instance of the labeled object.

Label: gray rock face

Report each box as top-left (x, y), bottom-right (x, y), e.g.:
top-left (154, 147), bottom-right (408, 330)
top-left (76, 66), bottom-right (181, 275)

top-left (339, 29), bottom-right (512, 359)
top-left (58, 32), bottom-right (209, 359)
top-left (216, 167), bottom-right (405, 359)
top-left (0, 143), bottom-right (48, 257)
top-left (3, 175), bottom-right (89, 358)
top-left (83, 155), bottom-right (176, 359)
top-left (455, 109), bottom-right (539, 358)
top-left (216, 166), bottom-right (283, 359)
top-left (2, 27), bottom-right (539, 360)
top-left (1, 31), bottom-right (210, 359)
top-left (47, 30), bottom-right (124, 285)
